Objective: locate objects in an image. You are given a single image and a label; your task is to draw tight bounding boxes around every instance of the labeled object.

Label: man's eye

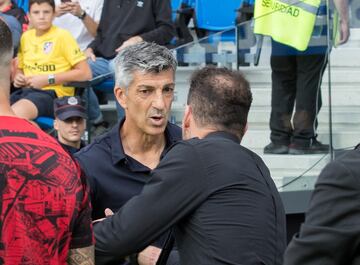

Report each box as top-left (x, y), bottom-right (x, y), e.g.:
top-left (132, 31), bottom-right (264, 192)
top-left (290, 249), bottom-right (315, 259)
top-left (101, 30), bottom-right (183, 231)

top-left (163, 87), bottom-right (174, 93)
top-left (139, 89), bottom-right (149, 94)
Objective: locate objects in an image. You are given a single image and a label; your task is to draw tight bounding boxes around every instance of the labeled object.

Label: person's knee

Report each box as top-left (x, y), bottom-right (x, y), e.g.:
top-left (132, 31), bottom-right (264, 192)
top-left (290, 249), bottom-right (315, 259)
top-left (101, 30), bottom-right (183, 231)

top-left (11, 99), bottom-right (38, 120)
top-left (87, 57), bottom-right (111, 77)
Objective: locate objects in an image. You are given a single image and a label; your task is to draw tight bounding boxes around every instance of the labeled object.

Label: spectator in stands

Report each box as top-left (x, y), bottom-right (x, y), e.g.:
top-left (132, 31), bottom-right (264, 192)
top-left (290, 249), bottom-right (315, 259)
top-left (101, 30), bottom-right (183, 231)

top-left (12, 0), bottom-right (91, 123)
top-left (0, 0), bottom-right (28, 32)
top-left (85, 0), bottom-right (175, 120)
top-left (264, 0), bottom-right (350, 155)
top-left (54, 96), bottom-right (87, 154)
top-left (0, 17), bottom-right (94, 265)
top-left (75, 42), bottom-right (181, 265)
top-left (93, 66), bottom-right (286, 265)
top-left (53, 0), bottom-right (106, 136)
top-left (54, 0), bottom-right (103, 51)
top-left (283, 145), bottom-right (360, 264)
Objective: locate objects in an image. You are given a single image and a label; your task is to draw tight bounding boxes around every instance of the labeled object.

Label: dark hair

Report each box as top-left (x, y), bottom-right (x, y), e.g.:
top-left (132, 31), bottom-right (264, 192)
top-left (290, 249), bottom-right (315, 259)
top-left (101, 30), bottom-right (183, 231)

top-left (0, 18), bottom-right (13, 68)
top-left (29, 0), bottom-right (55, 11)
top-left (187, 66), bottom-right (252, 140)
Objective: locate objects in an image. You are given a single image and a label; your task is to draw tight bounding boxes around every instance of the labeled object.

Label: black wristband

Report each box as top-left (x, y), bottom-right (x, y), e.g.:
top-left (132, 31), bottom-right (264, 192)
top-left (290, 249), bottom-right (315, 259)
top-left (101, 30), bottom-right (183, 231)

top-left (79, 10), bottom-right (86, 20)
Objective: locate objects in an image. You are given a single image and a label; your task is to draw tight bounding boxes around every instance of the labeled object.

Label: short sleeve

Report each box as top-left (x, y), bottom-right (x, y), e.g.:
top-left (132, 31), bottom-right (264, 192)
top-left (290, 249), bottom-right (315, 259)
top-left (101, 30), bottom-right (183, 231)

top-left (70, 164), bottom-right (94, 249)
top-left (61, 30), bottom-right (86, 67)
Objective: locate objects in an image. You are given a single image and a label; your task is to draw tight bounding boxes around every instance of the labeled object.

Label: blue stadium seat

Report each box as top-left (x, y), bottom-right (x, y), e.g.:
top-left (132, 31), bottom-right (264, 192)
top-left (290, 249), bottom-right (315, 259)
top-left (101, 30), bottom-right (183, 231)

top-left (35, 116), bottom-right (54, 130)
top-left (93, 79), bottom-right (114, 94)
top-left (15, 0), bottom-right (29, 13)
top-left (194, 0), bottom-right (242, 31)
top-left (185, 0), bottom-right (195, 8)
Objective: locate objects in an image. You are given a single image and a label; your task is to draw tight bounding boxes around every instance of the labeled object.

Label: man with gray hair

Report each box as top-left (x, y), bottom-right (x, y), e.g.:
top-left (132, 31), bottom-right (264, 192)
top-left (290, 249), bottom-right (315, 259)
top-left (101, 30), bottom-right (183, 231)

top-left (93, 66), bottom-right (286, 265)
top-left (74, 41), bottom-right (181, 265)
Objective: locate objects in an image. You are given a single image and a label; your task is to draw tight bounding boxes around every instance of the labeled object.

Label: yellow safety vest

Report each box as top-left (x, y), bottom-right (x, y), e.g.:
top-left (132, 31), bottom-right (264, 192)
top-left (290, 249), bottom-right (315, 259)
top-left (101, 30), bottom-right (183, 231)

top-left (254, 0), bottom-right (321, 51)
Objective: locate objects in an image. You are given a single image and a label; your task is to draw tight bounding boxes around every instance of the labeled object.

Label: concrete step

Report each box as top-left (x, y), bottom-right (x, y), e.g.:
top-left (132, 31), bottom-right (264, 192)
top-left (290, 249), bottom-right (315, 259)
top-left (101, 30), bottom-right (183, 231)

top-left (247, 86), bottom-right (360, 107)
top-left (258, 153), bottom-right (329, 190)
top-left (247, 106), bottom-right (360, 126)
top-left (242, 129), bottom-right (360, 151)
top-left (242, 67), bottom-right (360, 86)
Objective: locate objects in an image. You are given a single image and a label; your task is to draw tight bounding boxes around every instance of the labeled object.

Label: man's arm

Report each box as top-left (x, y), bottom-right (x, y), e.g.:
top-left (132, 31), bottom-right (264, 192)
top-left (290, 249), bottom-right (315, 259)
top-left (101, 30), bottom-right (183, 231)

top-left (333, 0), bottom-right (350, 44)
top-left (25, 60), bottom-right (92, 89)
top-left (68, 162), bottom-right (96, 264)
top-left (94, 142), bottom-right (208, 265)
top-left (138, 0), bottom-right (175, 45)
top-left (67, 2), bottom-right (101, 37)
top-left (68, 246), bottom-right (95, 265)
top-left (283, 152), bottom-right (360, 265)
top-left (87, 0), bottom-right (108, 54)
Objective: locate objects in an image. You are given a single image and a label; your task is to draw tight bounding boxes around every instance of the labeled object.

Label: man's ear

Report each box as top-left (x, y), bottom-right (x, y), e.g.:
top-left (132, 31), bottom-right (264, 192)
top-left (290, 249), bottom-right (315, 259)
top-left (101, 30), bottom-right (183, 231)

top-left (244, 123), bottom-right (248, 135)
top-left (114, 86), bottom-right (127, 109)
top-left (182, 105), bottom-right (192, 140)
top-left (53, 119), bottom-right (59, 131)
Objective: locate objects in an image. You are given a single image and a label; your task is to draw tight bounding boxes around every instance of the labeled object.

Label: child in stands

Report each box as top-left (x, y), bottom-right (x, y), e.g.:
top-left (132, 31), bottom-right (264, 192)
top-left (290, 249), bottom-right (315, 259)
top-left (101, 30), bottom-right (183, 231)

top-left (12, 0), bottom-right (91, 122)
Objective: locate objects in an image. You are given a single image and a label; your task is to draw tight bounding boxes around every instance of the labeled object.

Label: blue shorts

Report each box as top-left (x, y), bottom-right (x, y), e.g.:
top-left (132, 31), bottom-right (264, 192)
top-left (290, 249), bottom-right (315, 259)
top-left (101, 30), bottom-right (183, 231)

top-left (10, 88), bottom-right (57, 117)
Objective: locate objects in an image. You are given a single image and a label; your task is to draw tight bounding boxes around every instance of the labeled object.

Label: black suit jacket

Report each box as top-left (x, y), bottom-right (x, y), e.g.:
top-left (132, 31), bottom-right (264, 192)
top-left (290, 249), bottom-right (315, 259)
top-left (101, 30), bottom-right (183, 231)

top-left (284, 148), bottom-right (360, 265)
top-left (94, 131), bottom-right (286, 265)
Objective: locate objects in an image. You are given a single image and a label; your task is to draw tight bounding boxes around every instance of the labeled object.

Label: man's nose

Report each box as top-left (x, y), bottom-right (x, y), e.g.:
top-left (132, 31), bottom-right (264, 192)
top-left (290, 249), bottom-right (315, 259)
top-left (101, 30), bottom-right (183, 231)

top-left (152, 92), bottom-right (165, 110)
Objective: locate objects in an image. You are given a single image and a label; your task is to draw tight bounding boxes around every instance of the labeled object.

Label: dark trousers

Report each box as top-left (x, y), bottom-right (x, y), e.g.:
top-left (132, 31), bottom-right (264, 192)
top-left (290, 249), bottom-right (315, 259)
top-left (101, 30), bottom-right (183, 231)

top-left (270, 50), bottom-right (328, 146)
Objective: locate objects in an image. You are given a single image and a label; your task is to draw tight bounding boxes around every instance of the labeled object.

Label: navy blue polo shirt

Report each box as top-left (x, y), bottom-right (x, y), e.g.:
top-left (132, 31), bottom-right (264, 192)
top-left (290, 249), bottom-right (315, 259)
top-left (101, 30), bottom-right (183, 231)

top-left (74, 119), bottom-right (182, 220)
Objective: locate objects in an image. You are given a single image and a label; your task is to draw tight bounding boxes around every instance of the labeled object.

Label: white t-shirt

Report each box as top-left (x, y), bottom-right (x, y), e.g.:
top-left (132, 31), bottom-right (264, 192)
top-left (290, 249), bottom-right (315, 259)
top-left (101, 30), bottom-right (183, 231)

top-left (53, 0), bottom-right (103, 51)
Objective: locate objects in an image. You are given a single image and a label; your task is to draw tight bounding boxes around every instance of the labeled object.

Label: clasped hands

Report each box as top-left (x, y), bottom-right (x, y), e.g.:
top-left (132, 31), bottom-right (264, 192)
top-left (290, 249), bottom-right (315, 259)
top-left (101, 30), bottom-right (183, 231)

top-left (92, 208), bottom-right (163, 265)
top-left (13, 73), bottom-right (48, 89)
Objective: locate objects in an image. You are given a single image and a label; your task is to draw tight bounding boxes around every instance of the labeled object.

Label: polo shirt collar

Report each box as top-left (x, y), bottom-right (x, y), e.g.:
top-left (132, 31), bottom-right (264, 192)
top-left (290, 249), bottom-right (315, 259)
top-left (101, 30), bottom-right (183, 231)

top-left (110, 118), bottom-right (179, 165)
top-left (204, 131), bottom-right (240, 144)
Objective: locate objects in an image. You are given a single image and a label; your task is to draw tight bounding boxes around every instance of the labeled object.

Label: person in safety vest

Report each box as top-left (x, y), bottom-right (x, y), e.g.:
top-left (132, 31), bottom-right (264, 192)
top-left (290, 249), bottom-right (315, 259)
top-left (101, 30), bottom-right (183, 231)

top-left (256, 0), bottom-right (349, 154)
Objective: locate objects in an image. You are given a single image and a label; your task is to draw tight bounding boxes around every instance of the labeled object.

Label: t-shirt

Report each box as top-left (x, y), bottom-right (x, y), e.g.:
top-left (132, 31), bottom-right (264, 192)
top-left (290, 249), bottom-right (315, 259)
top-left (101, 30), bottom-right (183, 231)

top-left (53, 0), bottom-right (103, 51)
top-left (0, 116), bottom-right (93, 265)
top-left (17, 26), bottom-right (86, 97)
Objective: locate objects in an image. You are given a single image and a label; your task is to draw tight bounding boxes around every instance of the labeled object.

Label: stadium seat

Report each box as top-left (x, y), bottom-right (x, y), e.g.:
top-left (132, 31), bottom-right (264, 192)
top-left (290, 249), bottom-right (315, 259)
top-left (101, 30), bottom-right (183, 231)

top-left (35, 116), bottom-right (54, 130)
top-left (194, 0), bottom-right (242, 31)
top-left (15, 0), bottom-right (29, 13)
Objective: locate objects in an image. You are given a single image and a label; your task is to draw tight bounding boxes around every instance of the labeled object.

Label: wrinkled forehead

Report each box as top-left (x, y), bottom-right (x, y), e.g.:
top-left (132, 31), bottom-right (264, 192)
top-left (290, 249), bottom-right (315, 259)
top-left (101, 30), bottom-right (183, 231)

top-left (129, 69), bottom-right (175, 88)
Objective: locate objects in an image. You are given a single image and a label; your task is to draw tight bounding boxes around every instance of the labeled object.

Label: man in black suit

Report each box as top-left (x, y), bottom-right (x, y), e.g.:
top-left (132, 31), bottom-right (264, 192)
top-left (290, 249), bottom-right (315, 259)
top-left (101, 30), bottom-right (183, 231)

top-left (94, 66), bottom-right (287, 265)
top-left (283, 147), bottom-right (360, 264)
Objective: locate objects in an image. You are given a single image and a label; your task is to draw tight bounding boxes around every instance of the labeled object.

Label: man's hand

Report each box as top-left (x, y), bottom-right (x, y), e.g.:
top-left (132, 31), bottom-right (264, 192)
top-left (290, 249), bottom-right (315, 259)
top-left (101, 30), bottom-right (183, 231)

top-left (92, 208), bottom-right (114, 224)
top-left (338, 18), bottom-right (350, 45)
top-left (66, 1), bottom-right (84, 18)
top-left (27, 75), bottom-right (48, 89)
top-left (85, 48), bottom-right (96, 62)
top-left (115, 36), bottom-right (143, 52)
top-left (55, 2), bottom-right (72, 17)
top-left (137, 246), bottom-right (162, 265)
top-left (13, 73), bottom-right (29, 88)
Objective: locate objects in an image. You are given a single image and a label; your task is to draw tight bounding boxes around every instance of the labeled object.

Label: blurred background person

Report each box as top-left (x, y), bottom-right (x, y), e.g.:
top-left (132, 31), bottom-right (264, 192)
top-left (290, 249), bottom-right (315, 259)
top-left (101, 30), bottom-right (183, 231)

top-left (12, 0), bottom-right (91, 123)
top-left (54, 96), bottom-right (87, 154)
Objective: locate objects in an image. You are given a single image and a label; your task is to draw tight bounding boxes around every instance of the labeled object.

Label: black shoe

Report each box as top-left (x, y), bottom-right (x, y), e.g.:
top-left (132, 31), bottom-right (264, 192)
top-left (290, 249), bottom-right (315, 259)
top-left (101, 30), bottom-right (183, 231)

top-left (264, 142), bottom-right (289, 154)
top-left (288, 139), bottom-right (329, 155)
